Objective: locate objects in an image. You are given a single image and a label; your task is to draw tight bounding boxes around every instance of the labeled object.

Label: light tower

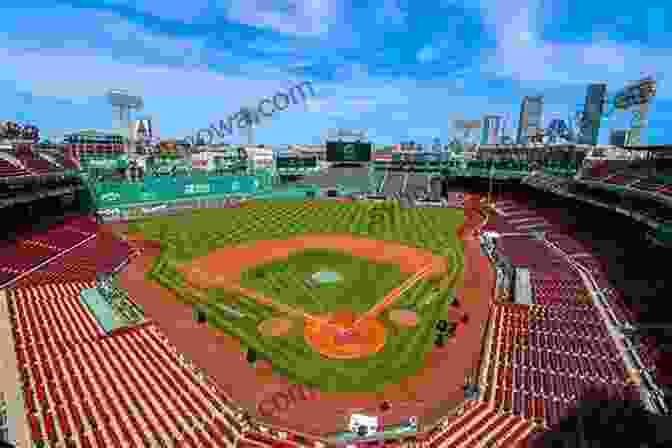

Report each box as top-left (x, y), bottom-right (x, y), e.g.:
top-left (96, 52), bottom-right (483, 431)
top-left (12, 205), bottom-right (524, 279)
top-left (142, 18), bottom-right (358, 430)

top-left (239, 106), bottom-right (259, 146)
top-left (106, 89), bottom-right (143, 152)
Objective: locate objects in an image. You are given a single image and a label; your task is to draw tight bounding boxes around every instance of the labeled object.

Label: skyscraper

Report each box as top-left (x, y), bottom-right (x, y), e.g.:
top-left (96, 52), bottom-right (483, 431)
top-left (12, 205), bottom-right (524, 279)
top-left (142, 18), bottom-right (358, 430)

top-left (482, 115), bottom-right (503, 144)
top-left (516, 96), bottom-right (544, 144)
top-left (579, 84), bottom-right (607, 145)
top-left (609, 129), bottom-right (630, 146)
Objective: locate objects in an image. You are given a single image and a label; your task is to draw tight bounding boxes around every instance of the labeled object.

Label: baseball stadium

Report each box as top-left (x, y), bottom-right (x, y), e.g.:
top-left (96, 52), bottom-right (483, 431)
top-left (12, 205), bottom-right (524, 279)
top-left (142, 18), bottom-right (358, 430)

top-left (1, 132), bottom-right (672, 448)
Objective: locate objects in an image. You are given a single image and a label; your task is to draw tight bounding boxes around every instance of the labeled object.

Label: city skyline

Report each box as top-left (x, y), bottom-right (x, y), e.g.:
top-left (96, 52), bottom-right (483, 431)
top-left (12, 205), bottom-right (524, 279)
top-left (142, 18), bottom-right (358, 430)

top-left (1, 0), bottom-right (670, 145)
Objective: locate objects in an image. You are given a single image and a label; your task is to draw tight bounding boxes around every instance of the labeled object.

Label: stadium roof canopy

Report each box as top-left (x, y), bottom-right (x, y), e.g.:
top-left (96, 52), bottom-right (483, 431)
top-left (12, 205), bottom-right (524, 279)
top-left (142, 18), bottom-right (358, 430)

top-left (624, 144), bottom-right (672, 152)
top-left (63, 128), bottom-right (126, 138)
top-left (477, 143), bottom-right (595, 153)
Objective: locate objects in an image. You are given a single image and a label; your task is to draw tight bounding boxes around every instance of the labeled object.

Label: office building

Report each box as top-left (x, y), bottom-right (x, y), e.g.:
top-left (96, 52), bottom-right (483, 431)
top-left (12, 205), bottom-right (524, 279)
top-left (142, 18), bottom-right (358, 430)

top-left (482, 115), bottom-right (503, 145)
top-left (516, 96), bottom-right (544, 144)
top-left (609, 129), bottom-right (631, 146)
top-left (580, 84), bottom-right (607, 145)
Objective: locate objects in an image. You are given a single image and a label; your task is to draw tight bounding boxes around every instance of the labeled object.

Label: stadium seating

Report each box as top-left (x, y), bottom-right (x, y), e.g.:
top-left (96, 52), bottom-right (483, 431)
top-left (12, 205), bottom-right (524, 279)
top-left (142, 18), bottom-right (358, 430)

top-left (0, 155), bottom-right (30, 177)
top-left (0, 217), bottom-right (100, 287)
top-left (41, 151), bottom-right (80, 171)
top-left (529, 273), bottom-right (586, 306)
top-left (14, 151), bottom-right (63, 175)
top-left (495, 236), bottom-right (572, 274)
top-left (602, 173), bottom-right (640, 186)
top-left (577, 160), bottom-right (672, 201)
top-left (522, 173), bottom-right (574, 192)
top-left (483, 303), bottom-right (635, 431)
top-left (3, 173), bottom-right (664, 447)
top-left (425, 401), bottom-right (536, 448)
top-left (545, 233), bottom-right (589, 256)
top-left (8, 280), bottom-right (244, 448)
top-left (12, 234), bottom-right (135, 288)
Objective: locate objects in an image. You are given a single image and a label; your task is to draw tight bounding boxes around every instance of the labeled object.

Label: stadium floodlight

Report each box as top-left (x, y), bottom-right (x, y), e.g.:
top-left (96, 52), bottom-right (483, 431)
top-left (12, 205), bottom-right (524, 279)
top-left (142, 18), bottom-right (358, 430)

top-left (107, 89), bottom-right (144, 133)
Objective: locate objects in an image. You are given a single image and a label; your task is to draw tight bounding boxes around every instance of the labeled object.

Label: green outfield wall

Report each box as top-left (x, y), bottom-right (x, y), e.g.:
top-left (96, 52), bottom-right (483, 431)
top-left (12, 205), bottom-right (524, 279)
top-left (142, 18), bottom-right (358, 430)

top-left (93, 174), bottom-right (258, 208)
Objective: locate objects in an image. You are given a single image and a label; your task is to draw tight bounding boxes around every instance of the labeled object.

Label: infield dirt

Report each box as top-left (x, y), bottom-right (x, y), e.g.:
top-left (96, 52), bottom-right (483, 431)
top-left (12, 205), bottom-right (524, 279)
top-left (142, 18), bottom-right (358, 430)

top-left (176, 234), bottom-right (449, 290)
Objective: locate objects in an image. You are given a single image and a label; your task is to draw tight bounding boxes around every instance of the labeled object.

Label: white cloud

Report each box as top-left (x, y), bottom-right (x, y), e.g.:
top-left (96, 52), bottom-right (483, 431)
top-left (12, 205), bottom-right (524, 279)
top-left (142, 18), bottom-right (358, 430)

top-left (0, 44), bottom-right (295, 107)
top-left (417, 45), bottom-right (440, 63)
top-left (227, 0), bottom-right (339, 36)
top-left (476, 0), bottom-right (672, 98)
top-left (405, 128), bottom-right (443, 140)
top-left (416, 37), bottom-right (461, 64)
top-left (0, 7), bottom-right (233, 70)
top-left (101, 0), bottom-right (340, 37)
top-left (103, 0), bottom-right (216, 23)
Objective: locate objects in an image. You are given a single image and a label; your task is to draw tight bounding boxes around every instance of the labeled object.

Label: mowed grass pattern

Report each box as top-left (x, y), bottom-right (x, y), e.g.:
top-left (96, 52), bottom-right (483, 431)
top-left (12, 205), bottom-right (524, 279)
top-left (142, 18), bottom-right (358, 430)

top-left (240, 248), bottom-right (410, 315)
top-left (133, 199), bottom-right (464, 392)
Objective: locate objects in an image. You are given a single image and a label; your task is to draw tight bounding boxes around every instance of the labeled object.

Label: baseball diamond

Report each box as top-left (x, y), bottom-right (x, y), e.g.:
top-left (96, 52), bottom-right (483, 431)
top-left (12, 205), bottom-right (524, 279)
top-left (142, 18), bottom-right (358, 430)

top-left (115, 198), bottom-right (478, 433)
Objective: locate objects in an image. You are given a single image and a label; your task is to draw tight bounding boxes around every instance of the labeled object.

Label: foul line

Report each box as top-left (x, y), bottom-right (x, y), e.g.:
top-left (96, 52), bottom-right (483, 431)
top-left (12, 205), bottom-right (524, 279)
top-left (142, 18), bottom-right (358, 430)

top-left (0, 233), bottom-right (98, 290)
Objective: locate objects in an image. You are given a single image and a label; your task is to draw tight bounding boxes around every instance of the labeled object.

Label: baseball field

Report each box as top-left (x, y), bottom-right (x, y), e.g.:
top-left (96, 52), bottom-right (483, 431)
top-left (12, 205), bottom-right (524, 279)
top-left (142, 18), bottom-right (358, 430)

top-left (125, 198), bottom-right (464, 392)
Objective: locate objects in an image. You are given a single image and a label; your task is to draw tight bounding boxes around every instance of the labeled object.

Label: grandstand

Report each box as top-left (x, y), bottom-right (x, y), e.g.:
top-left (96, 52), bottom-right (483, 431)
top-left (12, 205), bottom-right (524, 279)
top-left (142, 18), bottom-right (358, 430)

top-left (429, 177), bottom-right (444, 202)
top-left (1, 138), bottom-right (671, 448)
top-left (381, 173), bottom-right (405, 198)
top-left (404, 173), bottom-right (429, 197)
top-left (294, 164), bottom-right (374, 195)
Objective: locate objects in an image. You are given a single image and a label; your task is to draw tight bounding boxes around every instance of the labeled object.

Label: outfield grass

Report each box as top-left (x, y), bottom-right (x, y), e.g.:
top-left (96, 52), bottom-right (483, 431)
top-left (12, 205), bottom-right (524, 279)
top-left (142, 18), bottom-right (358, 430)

top-left (132, 199), bottom-right (465, 392)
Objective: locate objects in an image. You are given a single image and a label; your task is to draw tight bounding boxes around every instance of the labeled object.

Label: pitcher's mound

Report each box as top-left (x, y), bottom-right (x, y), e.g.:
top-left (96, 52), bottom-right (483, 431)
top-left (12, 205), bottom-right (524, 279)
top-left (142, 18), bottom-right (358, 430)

top-left (389, 309), bottom-right (419, 327)
top-left (258, 318), bottom-right (293, 337)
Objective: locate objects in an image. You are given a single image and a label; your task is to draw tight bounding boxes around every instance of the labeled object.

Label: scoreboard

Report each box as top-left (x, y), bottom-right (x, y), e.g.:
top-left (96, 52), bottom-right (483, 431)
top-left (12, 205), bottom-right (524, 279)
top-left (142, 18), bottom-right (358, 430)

top-left (326, 141), bottom-right (372, 162)
top-left (276, 156), bottom-right (317, 168)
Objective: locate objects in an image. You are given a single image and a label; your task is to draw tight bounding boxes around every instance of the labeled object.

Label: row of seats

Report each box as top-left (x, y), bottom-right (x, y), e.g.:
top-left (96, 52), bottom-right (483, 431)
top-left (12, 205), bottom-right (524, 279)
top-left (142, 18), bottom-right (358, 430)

top-left (12, 234), bottom-right (135, 288)
top-left (491, 383), bottom-right (638, 428)
top-left (527, 245), bottom-right (667, 401)
top-left (496, 237), bottom-right (571, 274)
top-left (0, 156), bottom-right (30, 177)
top-left (545, 233), bottom-right (590, 256)
top-left (483, 304), bottom-right (641, 430)
top-left (530, 275), bottom-right (585, 301)
top-left (8, 284), bottom-right (244, 448)
top-left (11, 283), bottom-right (103, 348)
top-left (502, 303), bottom-right (601, 325)
top-left (562, 265), bottom-right (637, 328)
top-left (425, 401), bottom-right (536, 448)
top-left (580, 164), bottom-right (672, 198)
top-left (497, 305), bottom-right (624, 373)
top-left (522, 173), bottom-right (574, 192)
top-left (602, 174), bottom-right (641, 186)
top-left (20, 227), bottom-right (94, 252)
top-left (0, 242), bottom-right (58, 272)
top-left (42, 152), bottom-right (80, 170)
top-left (0, 217), bottom-right (99, 286)
top-left (15, 151), bottom-right (62, 175)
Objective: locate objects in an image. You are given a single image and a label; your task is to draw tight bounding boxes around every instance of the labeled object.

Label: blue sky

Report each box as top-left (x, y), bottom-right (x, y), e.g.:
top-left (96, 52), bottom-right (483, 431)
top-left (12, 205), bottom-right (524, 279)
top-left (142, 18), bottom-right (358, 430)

top-left (1, 0), bottom-right (671, 145)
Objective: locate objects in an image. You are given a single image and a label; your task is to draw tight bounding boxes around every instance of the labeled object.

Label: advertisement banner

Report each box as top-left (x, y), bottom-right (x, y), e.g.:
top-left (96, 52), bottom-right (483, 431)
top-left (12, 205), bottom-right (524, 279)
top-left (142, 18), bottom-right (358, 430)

top-left (95, 175), bottom-right (257, 206)
top-left (191, 158), bottom-right (209, 169)
top-left (326, 141), bottom-right (372, 162)
top-left (184, 184), bottom-right (211, 195)
top-left (88, 159), bottom-right (119, 169)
